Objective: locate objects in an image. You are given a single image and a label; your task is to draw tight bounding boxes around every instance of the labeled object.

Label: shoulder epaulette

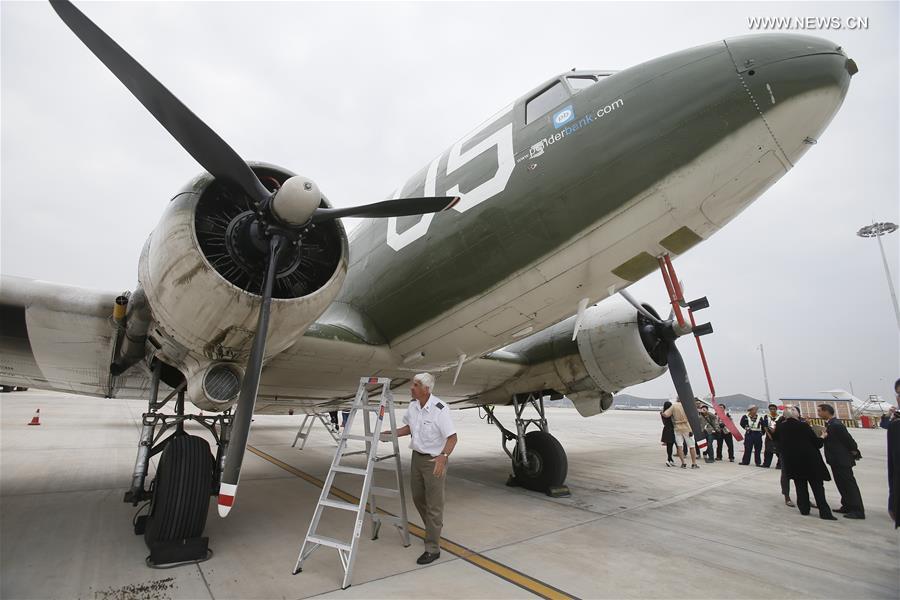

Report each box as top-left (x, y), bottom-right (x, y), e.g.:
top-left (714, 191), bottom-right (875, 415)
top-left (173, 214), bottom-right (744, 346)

top-left (436, 402), bottom-right (445, 409)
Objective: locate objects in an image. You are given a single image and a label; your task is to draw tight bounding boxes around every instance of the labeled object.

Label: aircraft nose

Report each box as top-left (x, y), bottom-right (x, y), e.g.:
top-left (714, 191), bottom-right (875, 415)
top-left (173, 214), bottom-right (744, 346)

top-left (724, 34), bottom-right (856, 165)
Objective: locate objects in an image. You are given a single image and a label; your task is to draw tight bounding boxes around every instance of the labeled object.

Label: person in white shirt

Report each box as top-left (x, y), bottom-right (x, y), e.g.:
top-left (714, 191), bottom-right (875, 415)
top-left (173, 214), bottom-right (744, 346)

top-left (382, 372), bottom-right (457, 565)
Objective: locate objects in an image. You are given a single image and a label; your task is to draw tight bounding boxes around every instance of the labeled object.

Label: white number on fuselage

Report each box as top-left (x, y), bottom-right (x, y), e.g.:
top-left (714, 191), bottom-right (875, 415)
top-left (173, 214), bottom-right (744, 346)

top-left (386, 106), bottom-right (515, 251)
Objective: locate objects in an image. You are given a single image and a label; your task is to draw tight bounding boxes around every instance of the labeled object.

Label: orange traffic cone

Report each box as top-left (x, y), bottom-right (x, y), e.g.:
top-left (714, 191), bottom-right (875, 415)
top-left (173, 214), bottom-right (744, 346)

top-left (27, 408), bottom-right (41, 426)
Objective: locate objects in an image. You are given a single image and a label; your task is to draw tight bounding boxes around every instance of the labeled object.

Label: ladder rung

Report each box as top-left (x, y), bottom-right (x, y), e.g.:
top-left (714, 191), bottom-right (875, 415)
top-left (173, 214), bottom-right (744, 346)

top-left (333, 465), bottom-right (368, 475)
top-left (307, 534), bottom-right (352, 552)
top-left (320, 498), bottom-right (359, 511)
top-left (370, 486), bottom-right (400, 498)
top-left (344, 434), bottom-right (374, 442)
top-left (374, 514), bottom-right (405, 526)
top-left (341, 450), bottom-right (367, 457)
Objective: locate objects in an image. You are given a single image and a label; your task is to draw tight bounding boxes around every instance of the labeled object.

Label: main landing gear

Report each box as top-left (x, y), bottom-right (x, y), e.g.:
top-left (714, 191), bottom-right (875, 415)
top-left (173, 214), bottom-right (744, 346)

top-left (124, 362), bottom-right (232, 566)
top-left (483, 392), bottom-right (570, 497)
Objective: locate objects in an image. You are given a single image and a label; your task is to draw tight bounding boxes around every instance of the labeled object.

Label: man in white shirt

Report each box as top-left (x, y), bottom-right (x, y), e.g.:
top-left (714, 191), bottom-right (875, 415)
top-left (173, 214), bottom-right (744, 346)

top-left (383, 372), bottom-right (457, 565)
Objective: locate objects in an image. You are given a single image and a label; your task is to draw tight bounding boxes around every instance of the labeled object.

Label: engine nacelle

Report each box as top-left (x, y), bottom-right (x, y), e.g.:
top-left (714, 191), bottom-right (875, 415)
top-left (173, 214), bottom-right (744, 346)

top-left (137, 163), bottom-right (348, 410)
top-left (481, 299), bottom-right (667, 416)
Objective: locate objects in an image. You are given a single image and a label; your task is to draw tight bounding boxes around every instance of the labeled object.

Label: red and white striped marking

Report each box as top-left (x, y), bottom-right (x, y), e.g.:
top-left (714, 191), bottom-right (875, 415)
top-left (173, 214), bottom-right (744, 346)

top-left (27, 408), bottom-right (41, 426)
top-left (218, 482), bottom-right (237, 517)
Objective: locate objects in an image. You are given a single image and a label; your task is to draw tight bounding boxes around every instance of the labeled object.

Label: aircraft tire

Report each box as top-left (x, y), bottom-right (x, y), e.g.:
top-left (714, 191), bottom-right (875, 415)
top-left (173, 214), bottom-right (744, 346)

top-left (0, 386), bottom-right (13, 393)
top-left (513, 430), bottom-right (567, 492)
top-left (144, 434), bottom-right (215, 545)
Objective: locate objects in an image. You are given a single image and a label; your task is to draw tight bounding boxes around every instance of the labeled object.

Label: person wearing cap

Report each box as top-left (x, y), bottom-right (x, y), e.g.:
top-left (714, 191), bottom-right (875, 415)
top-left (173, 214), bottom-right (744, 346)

top-left (739, 405), bottom-right (765, 466)
top-left (383, 372), bottom-right (457, 565)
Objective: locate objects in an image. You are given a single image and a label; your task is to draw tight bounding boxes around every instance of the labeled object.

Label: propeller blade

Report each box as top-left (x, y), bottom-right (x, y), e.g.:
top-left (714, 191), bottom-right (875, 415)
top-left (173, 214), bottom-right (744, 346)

top-left (666, 343), bottom-right (704, 440)
top-left (618, 290), bottom-right (662, 323)
top-left (50, 0), bottom-right (270, 204)
top-left (218, 235), bottom-right (284, 517)
top-left (310, 196), bottom-right (460, 224)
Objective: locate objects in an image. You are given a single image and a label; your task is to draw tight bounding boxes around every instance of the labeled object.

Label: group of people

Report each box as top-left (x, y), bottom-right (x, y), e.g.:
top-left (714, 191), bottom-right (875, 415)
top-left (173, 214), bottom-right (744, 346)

top-left (660, 398), bottom-right (875, 522)
top-left (660, 400), bottom-right (736, 468)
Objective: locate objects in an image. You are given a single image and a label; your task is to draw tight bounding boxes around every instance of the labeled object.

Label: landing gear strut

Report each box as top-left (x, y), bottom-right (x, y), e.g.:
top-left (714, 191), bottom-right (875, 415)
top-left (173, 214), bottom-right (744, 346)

top-left (483, 392), bottom-right (570, 497)
top-left (124, 361), bottom-right (231, 566)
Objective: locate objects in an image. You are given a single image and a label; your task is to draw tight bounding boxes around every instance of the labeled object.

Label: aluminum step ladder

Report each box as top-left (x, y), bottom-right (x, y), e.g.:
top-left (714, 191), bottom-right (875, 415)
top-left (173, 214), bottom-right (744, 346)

top-left (293, 377), bottom-right (410, 589)
top-left (292, 413), bottom-right (340, 450)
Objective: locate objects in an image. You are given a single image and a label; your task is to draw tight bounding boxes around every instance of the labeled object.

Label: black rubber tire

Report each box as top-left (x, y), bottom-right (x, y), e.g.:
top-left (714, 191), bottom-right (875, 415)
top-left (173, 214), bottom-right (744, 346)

top-left (144, 434), bottom-right (215, 545)
top-left (0, 386), bottom-right (13, 393)
top-left (512, 430), bottom-right (568, 492)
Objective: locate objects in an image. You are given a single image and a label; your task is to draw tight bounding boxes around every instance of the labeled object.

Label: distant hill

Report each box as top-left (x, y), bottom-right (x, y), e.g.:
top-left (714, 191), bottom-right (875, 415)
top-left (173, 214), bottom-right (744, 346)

top-left (613, 392), bottom-right (763, 410)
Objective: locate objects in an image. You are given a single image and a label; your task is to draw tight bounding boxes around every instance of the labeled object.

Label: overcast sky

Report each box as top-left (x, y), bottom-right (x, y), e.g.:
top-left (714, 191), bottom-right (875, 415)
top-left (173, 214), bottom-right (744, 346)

top-left (2, 1), bottom-right (897, 404)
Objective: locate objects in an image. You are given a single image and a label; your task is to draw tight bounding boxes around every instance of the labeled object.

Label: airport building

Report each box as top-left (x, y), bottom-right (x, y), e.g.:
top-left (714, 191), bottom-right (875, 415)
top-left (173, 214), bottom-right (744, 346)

top-left (779, 397), bottom-right (857, 427)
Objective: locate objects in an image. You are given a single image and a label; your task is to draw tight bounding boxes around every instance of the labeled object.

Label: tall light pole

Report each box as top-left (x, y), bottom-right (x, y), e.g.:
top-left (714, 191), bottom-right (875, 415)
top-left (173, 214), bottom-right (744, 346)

top-left (857, 222), bottom-right (900, 331)
top-left (758, 344), bottom-right (772, 404)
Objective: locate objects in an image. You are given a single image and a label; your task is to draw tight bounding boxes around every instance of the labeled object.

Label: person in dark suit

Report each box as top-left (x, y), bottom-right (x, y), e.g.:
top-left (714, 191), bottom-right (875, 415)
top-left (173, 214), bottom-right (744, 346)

top-left (660, 401), bottom-right (676, 466)
top-left (817, 403), bottom-right (865, 519)
top-left (888, 379), bottom-right (900, 528)
top-left (773, 407), bottom-right (837, 520)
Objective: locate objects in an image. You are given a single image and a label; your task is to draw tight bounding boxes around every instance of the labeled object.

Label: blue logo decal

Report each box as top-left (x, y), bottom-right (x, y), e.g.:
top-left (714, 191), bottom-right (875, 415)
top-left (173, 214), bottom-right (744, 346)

top-left (553, 105), bottom-right (575, 129)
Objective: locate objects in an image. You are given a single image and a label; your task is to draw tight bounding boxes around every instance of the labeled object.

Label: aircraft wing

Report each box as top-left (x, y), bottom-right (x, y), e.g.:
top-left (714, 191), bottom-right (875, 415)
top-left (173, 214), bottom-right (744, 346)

top-left (0, 276), bottom-right (155, 398)
top-left (0, 276), bottom-right (522, 411)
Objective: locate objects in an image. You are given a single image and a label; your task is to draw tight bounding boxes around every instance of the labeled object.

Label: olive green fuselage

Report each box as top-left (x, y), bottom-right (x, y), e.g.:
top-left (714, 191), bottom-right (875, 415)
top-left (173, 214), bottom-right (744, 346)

top-left (327, 34), bottom-right (850, 372)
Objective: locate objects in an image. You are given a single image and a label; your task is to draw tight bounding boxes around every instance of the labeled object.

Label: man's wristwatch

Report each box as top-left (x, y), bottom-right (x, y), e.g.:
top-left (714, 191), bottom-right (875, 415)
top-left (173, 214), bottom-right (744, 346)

top-left (440, 452), bottom-right (449, 458)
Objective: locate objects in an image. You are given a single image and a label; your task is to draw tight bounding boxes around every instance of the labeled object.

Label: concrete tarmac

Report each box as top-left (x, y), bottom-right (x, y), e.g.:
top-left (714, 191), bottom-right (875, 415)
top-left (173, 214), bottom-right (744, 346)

top-left (1, 390), bottom-right (897, 599)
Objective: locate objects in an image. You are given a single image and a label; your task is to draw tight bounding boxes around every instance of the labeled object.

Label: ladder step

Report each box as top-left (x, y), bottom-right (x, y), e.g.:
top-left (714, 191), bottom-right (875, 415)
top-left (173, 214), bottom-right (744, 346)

top-left (341, 450), bottom-right (367, 457)
top-left (344, 434), bottom-right (375, 442)
top-left (333, 465), bottom-right (368, 475)
top-left (370, 486), bottom-right (400, 498)
top-left (373, 514), bottom-right (405, 526)
top-left (307, 534), bottom-right (352, 552)
top-left (320, 498), bottom-right (359, 511)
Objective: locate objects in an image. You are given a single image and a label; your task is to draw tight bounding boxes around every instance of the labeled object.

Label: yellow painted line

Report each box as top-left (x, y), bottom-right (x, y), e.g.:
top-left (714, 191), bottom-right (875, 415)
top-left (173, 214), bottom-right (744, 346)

top-left (247, 445), bottom-right (578, 600)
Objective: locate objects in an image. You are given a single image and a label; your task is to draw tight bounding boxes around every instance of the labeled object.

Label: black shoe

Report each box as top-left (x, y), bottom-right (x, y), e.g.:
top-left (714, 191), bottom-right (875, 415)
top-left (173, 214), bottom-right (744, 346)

top-left (843, 513), bottom-right (865, 520)
top-left (820, 514), bottom-right (838, 521)
top-left (417, 551), bottom-right (440, 564)
top-left (691, 464), bottom-right (700, 469)
top-left (729, 458), bottom-right (734, 462)
top-left (833, 507), bottom-right (849, 514)
top-left (715, 457), bottom-right (722, 461)
top-left (799, 510), bottom-right (810, 516)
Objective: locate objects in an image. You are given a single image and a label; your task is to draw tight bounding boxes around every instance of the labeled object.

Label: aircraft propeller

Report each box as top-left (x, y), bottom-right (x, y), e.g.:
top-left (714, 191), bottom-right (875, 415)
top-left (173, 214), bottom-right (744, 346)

top-left (50, 0), bottom-right (459, 517)
top-left (620, 256), bottom-right (742, 447)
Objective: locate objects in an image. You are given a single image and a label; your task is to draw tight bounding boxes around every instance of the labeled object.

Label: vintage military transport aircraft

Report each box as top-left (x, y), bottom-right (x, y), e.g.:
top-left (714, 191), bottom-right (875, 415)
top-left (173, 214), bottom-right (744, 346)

top-left (0, 1), bottom-right (855, 564)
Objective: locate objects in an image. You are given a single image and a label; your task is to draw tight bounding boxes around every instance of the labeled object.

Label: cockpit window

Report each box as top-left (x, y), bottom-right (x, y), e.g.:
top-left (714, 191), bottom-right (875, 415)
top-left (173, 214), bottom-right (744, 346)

top-left (525, 81), bottom-right (569, 124)
top-left (566, 75), bottom-right (598, 92)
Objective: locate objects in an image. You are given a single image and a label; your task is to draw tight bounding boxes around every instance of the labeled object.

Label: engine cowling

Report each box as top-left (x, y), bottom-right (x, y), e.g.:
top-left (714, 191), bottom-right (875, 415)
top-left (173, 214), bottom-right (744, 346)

top-left (136, 163), bottom-right (348, 410)
top-left (481, 299), bottom-right (667, 415)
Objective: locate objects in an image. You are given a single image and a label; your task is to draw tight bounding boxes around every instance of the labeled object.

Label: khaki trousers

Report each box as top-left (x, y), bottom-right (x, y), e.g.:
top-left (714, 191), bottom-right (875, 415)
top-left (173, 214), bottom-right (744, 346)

top-left (410, 450), bottom-right (444, 553)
